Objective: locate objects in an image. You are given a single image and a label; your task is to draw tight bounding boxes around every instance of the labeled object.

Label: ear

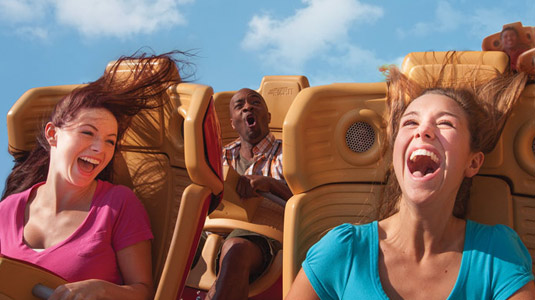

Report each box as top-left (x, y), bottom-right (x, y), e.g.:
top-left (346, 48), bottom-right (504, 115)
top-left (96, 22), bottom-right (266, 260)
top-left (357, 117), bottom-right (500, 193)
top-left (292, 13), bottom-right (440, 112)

top-left (230, 118), bottom-right (235, 130)
top-left (45, 122), bottom-right (58, 147)
top-left (464, 151), bottom-right (484, 178)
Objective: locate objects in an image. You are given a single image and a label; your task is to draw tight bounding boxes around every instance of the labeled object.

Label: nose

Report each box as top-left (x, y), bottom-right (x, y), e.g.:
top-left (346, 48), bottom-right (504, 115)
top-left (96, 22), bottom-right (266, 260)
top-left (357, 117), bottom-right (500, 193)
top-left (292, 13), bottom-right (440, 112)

top-left (242, 101), bottom-right (254, 112)
top-left (91, 138), bottom-right (104, 152)
top-left (415, 123), bottom-right (435, 140)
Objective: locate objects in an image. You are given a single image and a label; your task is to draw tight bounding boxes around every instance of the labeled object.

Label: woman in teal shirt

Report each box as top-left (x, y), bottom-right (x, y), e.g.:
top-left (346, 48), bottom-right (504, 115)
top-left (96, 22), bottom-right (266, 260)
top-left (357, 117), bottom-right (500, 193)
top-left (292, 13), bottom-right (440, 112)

top-left (286, 58), bottom-right (534, 299)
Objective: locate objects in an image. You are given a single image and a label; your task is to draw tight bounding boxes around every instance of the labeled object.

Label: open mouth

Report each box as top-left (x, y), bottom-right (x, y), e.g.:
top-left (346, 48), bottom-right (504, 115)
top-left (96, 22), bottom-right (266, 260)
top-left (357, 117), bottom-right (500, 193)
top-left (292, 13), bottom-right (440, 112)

top-left (245, 114), bottom-right (256, 127)
top-left (407, 149), bottom-right (440, 178)
top-left (78, 156), bottom-right (99, 173)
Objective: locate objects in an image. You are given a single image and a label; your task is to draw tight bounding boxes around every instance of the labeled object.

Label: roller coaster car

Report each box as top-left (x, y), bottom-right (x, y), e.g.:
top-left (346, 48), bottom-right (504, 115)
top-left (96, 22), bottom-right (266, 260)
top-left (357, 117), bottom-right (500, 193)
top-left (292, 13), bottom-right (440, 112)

top-left (2, 59), bottom-right (223, 300)
top-left (482, 21), bottom-right (535, 75)
top-left (281, 51), bottom-right (535, 297)
top-left (184, 75), bottom-right (309, 299)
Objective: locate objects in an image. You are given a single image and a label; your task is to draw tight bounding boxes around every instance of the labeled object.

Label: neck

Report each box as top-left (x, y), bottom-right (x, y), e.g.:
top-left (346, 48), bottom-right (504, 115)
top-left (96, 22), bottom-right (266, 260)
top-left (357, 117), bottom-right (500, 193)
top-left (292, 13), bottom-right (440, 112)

top-left (380, 196), bottom-right (465, 259)
top-left (239, 132), bottom-right (270, 160)
top-left (38, 174), bottom-right (97, 213)
top-left (239, 139), bottom-right (256, 161)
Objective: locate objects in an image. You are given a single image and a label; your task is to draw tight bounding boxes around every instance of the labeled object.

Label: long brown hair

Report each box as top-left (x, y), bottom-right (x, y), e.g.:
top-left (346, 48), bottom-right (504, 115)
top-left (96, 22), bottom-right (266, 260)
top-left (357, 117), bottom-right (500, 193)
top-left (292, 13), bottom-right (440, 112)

top-left (2, 51), bottom-right (193, 199)
top-left (377, 52), bottom-right (528, 220)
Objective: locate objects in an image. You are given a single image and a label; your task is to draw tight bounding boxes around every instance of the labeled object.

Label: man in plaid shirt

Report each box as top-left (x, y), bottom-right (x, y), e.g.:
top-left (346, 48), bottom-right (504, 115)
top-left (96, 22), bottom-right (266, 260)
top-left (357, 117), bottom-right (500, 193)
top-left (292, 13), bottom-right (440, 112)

top-left (206, 88), bottom-right (292, 300)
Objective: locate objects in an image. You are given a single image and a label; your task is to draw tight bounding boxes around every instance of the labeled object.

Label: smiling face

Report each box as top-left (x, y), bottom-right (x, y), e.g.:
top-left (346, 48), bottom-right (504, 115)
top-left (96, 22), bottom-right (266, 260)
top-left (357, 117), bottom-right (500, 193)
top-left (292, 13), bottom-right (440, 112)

top-left (501, 28), bottom-right (519, 51)
top-left (392, 93), bottom-right (484, 207)
top-left (47, 108), bottom-right (118, 188)
top-left (229, 88), bottom-right (271, 146)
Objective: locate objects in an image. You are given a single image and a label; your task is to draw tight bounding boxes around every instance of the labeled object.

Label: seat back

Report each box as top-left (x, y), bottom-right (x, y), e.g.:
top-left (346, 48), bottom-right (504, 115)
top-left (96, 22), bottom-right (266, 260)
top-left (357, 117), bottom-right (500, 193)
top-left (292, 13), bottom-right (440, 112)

top-left (476, 83), bottom-right (535, 268)
top-left (214, 75), bottom-right (309, 145)
top-left (5, 60), bottom-right (222, 300)
top-left (401, 51), bottom-right (509, 85)
top-left (282, 82), bottom-right (388, 296)
top-left (481, 21), bottom-right (534, 51)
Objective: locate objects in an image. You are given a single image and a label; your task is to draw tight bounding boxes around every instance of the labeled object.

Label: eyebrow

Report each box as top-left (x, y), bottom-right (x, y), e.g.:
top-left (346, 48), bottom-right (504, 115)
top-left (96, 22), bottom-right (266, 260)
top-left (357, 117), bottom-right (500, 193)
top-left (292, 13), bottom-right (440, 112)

top-left (81, 124), bottom-right (117, 137)
top-left (401, 111), bottom-right (461, 119)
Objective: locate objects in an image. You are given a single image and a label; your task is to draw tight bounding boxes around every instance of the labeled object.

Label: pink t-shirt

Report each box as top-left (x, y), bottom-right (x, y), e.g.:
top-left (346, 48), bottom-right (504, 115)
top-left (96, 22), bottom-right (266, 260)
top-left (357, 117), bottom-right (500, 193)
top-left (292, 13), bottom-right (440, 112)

top-left (0, 180), bottom-right (153, 284)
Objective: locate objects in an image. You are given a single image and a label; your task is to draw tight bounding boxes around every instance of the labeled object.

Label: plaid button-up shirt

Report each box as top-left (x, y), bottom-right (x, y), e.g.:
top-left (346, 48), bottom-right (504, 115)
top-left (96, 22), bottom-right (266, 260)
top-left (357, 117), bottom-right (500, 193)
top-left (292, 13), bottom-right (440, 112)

top-left (222, 132), bottom-right (285, 182)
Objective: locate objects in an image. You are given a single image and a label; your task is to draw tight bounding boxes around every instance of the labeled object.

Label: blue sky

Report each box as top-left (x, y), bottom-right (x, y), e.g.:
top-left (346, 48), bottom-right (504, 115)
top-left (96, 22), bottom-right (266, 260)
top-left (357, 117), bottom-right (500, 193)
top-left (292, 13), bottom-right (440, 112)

top-left (0, 0), bottom-right (533, 187)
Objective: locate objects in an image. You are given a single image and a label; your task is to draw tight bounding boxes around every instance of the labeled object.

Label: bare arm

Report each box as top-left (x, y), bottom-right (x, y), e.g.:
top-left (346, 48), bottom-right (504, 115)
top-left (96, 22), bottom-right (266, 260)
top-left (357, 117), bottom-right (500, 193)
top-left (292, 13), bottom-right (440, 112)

top-left (508, 281), bottom-right (535, 300)
top-left (49, 240), bottom-right (153, 300)
top-left (285, 268), bottom-right (320, 300)
top-left (236, 175), bottom-right (292, 201)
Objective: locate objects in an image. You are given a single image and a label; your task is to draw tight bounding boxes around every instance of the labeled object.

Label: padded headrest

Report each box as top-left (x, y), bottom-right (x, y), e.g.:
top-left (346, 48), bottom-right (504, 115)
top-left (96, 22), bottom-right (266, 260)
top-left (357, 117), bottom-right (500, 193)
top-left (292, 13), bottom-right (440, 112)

top-left (257, 75), bottom-right (310, 130)
top-left (482, 22), bottom-right (534, 51)
top-left (283, 82), bottom-right (387, 194)
top-left (7, 85), bottom-right (82, 156)
top-left (401, 51), bottom-right (509, 86)
top-left (214, 75), bottom-right (309, 145)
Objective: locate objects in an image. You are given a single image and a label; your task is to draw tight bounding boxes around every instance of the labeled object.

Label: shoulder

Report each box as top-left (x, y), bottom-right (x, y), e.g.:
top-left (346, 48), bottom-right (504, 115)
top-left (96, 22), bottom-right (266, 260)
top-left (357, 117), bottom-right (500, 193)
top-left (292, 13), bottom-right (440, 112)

top-left (93, 181), bottom-right (141, 209)
top-left (0, 183), bottom-right (41, 211)
top-left (303, 222), bottom-right (376, 299)
top-left (467, 220), bottom-right (524, 248)
top-left (223, 138), bottom-right (241, 151)
top-left (467, 220), bottom-right (532, 272)
top-left (466, 220), bottom-right (534, 299)
top-left (306, 222), bottom-right (374, 259)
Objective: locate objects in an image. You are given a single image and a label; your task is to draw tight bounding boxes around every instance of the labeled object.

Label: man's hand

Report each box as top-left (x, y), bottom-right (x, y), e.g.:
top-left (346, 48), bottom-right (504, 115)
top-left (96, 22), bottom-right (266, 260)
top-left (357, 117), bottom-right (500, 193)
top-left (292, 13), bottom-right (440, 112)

top-left (236, 175), bottom-right (292, 201)
top-left (236, 175), bottom-right (272, 199)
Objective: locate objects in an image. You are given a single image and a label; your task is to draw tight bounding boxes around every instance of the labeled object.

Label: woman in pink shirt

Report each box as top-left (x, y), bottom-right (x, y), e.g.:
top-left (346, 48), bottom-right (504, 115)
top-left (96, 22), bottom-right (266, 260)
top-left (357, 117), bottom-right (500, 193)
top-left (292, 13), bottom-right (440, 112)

top-left (0, 52), bottom-right (184, 299)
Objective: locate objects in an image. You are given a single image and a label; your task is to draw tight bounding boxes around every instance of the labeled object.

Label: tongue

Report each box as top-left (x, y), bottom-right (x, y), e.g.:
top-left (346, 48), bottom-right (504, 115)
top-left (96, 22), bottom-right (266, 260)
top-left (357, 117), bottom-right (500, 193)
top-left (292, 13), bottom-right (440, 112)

top-left (412, 168), bottom-right (434, 178)
top-left (78, 159), bottom-right (96, 173)
top-left (413, 171), bottom-right (424, 178)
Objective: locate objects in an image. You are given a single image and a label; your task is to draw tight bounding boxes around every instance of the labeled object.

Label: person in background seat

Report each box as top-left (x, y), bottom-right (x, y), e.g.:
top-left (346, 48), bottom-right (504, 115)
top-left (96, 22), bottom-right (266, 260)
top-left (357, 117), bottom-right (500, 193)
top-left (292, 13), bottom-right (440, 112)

top-left (206, 88), bottom-right (292, 300)
top-left (501, 26), bottom-right (530, 72)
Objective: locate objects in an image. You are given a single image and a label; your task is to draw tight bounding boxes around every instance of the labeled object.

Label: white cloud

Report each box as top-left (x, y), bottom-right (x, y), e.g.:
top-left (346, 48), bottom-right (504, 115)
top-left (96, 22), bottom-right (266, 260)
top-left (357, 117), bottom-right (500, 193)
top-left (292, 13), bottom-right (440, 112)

top-left (242, 0), bottom-right (383, 72)
top-left (0, 0), bottom-right (47, 23)
top-left (0, 0), bottom-right (190, 38)
top-left (54, 0), bottom-right (187, 38)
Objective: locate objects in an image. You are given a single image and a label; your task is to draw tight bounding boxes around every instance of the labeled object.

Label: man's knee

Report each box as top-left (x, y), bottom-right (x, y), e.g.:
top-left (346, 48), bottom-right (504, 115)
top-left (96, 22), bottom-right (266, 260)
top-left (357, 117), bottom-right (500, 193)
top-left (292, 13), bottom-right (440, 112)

top-left (219, 237), bottom-right (263, 269)
top-left (221, 237), bottom-right (258, 257)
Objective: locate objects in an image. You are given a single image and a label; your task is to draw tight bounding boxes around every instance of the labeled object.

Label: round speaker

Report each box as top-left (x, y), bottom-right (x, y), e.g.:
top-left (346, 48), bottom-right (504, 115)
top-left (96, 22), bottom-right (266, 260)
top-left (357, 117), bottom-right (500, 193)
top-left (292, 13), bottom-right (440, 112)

top-left (335, 109), bottom-right (383, 166)
top-left (345, 121), bottom-right (376, 153)
top-left (514, 120), bottom-right (535, 177)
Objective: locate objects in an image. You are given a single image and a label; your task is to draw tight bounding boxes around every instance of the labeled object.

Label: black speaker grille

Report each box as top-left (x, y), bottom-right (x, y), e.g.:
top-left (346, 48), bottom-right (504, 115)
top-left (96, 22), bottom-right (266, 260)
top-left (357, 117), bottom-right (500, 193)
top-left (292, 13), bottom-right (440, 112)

top-left (345, 122), bottom-right (375, 153)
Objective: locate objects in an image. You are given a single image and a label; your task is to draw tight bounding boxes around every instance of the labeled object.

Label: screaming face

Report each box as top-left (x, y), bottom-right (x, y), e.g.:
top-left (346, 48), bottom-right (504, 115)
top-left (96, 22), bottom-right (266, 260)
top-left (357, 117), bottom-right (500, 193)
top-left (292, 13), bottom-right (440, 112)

top-left (393, 93), bottom-right (483, 206)
top-left (229, 88), bottom-right (271, 146)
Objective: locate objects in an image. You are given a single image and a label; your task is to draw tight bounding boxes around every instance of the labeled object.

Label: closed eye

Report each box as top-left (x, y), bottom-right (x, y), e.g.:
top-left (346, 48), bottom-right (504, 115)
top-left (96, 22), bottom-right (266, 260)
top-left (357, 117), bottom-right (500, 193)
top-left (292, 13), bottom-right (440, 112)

top-left (106, 139), bottom-right (116, 146)
top-left (438, 120), bottom-right (455, 128)
top-left (402, 119), bottom-right (418, 127)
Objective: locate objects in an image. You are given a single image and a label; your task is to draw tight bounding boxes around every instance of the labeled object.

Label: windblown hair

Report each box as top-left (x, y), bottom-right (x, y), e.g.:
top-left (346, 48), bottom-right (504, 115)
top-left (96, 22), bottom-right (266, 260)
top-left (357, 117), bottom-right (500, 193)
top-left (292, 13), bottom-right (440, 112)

top-left (2, 51), bottom-right (192, 199)
top-left (377, 52), bottom-right (528, 220)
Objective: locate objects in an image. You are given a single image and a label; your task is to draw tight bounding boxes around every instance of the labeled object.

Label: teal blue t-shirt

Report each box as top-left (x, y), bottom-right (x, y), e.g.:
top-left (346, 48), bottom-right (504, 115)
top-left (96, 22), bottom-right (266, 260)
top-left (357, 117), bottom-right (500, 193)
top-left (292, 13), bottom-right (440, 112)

top-left (302, 220), bottom-right (534, 300)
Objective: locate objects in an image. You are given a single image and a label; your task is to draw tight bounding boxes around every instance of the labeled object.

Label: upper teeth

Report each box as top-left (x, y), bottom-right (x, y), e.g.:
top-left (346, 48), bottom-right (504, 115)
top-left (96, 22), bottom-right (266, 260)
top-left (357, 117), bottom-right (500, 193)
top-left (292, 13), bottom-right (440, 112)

top-left (80, 157), bottom-right (99, 165)
top-left (410, 149), bottom-right (438, 163)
